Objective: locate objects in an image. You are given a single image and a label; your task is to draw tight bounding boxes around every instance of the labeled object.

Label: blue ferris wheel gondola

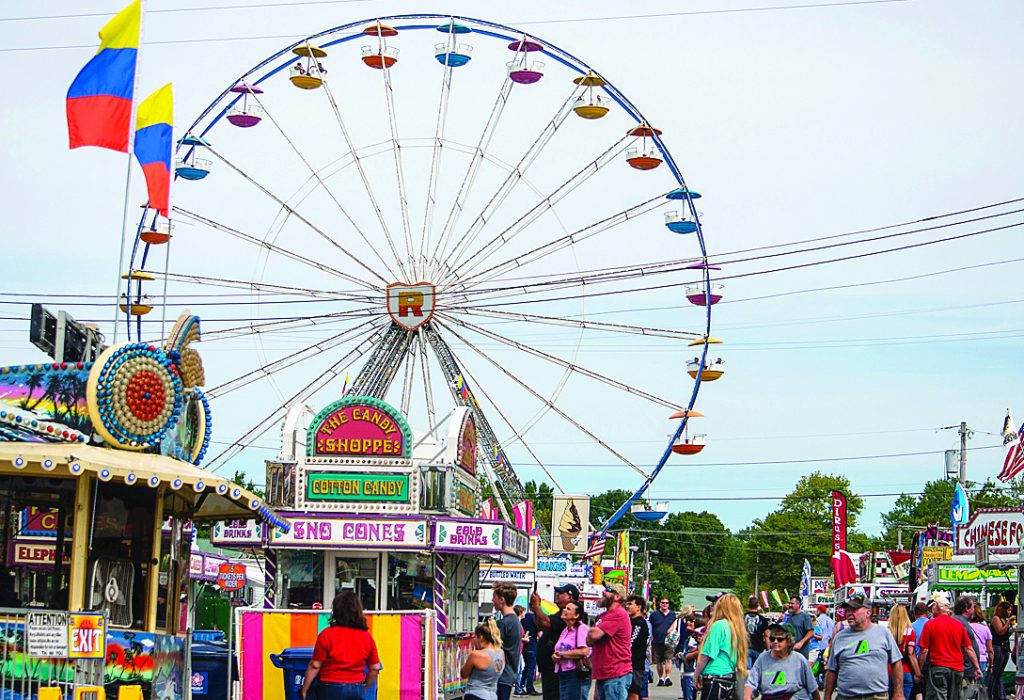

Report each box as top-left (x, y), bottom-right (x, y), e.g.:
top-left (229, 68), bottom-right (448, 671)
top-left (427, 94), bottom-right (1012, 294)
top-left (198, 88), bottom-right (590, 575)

top-left (436, 19), bottom-right (473, 66)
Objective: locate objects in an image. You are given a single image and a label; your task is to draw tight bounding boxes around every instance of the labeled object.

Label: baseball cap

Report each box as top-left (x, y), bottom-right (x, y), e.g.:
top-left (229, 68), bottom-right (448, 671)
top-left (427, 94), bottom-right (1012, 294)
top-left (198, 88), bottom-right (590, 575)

top-left (766, 622), bottom-right (798, 639)
top-left (816, 604), bottom-right (828, 614)
top-left (604, 582), bottom-right (627, 598)
top-left (840, 592), bottom-right (868, 610)
top-left (930, 592), bottom-right (951, 607)
top-left (706, 591), bottom-right (728, 603)
top-left (554, 583), bottom-right (581, 599)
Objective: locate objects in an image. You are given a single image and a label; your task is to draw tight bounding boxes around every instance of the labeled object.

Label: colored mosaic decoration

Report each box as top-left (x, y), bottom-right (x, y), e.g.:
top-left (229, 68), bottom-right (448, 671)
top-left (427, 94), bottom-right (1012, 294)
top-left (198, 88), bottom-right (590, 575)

top-left (0, 363), bottom-right (92, 443)
top-left (162, 387), bottom-right (212, 465)
top-left (87, 343), bottom-right (184, 449)
top-left (165, 311), bottom-right (205, 388)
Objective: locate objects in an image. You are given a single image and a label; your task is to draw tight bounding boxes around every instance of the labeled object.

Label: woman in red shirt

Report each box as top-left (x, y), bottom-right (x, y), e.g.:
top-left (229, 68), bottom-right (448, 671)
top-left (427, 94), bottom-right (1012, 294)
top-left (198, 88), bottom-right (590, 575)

top-left (301, 590), bottom-right (381, 699)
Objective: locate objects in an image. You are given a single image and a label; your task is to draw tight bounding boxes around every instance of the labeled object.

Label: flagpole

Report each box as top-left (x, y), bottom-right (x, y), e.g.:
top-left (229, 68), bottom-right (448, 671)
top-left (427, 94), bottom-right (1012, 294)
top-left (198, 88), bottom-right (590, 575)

top-left (111, 0), bottom-right (145, 344)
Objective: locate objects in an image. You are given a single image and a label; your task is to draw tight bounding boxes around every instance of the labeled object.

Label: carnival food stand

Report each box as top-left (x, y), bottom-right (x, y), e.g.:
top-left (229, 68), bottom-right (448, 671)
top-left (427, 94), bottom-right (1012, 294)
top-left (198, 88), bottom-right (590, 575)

top-left (211, 396), bottom-right (529, 699)
top-left (0, 312), bottom-right (285, 700)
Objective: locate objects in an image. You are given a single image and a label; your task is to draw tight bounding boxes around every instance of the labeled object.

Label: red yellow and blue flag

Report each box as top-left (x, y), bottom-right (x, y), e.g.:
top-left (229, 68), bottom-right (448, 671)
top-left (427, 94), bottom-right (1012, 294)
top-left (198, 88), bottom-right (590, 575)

top-left (66, 0), bottom-right (141, 152)
top-left (134, 84), bottom-right (173, 216)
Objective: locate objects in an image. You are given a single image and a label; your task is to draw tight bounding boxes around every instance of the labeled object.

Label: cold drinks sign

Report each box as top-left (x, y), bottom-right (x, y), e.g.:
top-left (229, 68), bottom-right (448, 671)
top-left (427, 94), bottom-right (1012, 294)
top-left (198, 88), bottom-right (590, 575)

top-left (307, 396), bottom-right (412, 459)
top-left (955, 508), bottom-right (1024, 555)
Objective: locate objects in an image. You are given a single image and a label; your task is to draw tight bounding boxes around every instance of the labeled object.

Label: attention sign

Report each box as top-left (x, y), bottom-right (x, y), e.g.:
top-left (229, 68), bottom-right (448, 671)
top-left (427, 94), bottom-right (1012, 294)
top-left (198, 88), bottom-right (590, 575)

top-left (307, 397), bottom-right (412, 458)
top-left (306, 472), bottom-right (411, 502)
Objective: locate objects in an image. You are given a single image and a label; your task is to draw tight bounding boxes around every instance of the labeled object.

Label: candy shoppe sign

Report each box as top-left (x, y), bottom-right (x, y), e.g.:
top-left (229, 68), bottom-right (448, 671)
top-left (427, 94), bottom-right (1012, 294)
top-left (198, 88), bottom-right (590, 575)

top-left (271, 516), bottom-right (428, 549)
top-left (307, 396), bottom-right (412, 458)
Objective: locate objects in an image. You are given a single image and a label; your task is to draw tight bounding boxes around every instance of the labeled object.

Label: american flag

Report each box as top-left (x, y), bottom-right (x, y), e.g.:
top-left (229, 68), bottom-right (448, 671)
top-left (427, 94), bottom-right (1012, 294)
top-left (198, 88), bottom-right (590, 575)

top-left (997, 411), bottom-right (1024, 482)
top-left (586, 532), bottom-right (608, 560)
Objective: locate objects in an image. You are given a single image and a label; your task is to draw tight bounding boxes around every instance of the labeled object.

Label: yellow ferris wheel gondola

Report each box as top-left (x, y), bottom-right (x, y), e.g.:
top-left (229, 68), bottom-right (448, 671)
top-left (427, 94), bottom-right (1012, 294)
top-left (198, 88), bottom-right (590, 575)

top-left (572, 72), bottom-right (610, 119)
top-left (687, 336), bottom-right (725, 382)
top-left (290, 44), bottom-right (328, 89)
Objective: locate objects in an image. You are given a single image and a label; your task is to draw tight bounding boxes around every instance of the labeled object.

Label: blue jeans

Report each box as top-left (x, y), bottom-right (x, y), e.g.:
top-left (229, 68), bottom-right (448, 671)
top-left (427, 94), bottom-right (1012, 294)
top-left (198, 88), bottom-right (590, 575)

top-left (317, 681), bottom-right (365, 700)
top-left (498, 684), bottom-right (514, 700)
top-left (558, 670), bottom-right (592, 700)
top-left (519, 650), bottom-right (538, 692)
top-left (596, 673), bottom-right (631, 700)
top-left (902, 671), bottom-right (914, 699)
top-left (683, 675), bottom-right (695, 700)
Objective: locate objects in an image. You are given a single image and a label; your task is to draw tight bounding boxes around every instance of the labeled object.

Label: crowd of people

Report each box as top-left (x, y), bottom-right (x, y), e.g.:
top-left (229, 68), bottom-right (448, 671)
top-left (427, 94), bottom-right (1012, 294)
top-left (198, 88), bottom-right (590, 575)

top-left (451, 584), bottom-right (1017, 700)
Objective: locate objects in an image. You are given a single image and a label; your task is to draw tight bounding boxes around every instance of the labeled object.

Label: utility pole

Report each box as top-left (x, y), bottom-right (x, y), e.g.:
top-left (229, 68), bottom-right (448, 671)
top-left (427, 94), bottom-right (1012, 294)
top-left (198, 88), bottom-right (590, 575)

top-left (940, 421), bottom-right (972, 484)
top-left (959, 420), bottom-right (968, 485)
top-left (754, 550), bottom-right (759, 599)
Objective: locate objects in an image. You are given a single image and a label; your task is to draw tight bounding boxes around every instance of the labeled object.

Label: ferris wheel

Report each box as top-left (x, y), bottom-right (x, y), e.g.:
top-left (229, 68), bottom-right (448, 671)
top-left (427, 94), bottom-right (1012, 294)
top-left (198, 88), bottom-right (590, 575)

top-left (123, 14), bottom-right (722, 523)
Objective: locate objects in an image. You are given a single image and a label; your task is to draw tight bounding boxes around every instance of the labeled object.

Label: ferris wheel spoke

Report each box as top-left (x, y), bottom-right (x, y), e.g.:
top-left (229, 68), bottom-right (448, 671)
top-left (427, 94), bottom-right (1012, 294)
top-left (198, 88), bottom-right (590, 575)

top-left (451, 135), bottom-right (633, 286)
top-left (158, 266), bottom-right (379, 303)
top-left (399, 332), bottom-right (419, 416)
top-left (201, 308), bottom-right (378, 342)
top-left (454, 192), bottom-right (668, 289)
top-left (206, 317), bottom-right (385, 398)
top-left (205, 324), bottom-right (387, 472)
top-left (378, 60), bottom-right (416, 277)
top-left (418, 51), bottom-right (456, 279)
top-left (201, 144), bottom-right (386, 289)
top-left (452, 307), bottom-right (701, 340)
top-left (440, 334), bottom-right (566, 494)
top-left (416, 328), bottom-right (437, 429)
top-left (436, 85), bottom-right (583, 286)
top-left (246, 89), bottom-right (402, 282)
top-left (435, 318), bottom-right (650, 479)
top-left (320, 79), bottom-right (409, 279)
top-left (427, 80), bottom-right (514, 279)
top-left (174, 207), bottom-right (382, 289)
top-left (438, 312), bottom-right (682, 411)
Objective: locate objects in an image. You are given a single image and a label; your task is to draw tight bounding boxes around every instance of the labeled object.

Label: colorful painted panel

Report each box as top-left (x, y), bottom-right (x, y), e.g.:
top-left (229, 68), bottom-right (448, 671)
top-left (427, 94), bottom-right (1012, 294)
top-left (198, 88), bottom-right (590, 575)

top-left (0, 619), bottom-right (74, 686)
top-left (105, 629), bottom-right (185, 700)
top-left (239, 610), bottom-right (428, 700)
top-left (0, 363), bottom-right (92, 443)
top-left (439, 634), bottom-right (472, 695)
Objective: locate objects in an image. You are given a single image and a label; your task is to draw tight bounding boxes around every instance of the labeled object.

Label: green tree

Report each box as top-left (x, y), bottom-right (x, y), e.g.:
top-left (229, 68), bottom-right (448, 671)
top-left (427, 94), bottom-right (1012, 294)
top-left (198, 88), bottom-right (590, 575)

top-left (879, 477), bottom-right (1024, 547)
top-left (740, 472), bottom-right (870, 597)
top-left (649, 561), bottom-right (684, 608)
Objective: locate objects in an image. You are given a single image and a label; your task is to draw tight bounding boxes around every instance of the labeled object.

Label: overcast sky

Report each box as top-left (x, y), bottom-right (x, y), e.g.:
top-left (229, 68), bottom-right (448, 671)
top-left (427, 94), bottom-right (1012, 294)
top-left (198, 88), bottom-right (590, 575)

top-left (1, 0), bottom-right (1022, 540)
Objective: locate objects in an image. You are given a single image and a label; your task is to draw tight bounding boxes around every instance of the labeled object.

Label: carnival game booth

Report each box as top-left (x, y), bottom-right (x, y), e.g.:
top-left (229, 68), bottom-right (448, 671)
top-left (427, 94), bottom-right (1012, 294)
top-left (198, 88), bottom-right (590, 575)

top-left (214, 396), bottom-right (529, 700)
top-left (0, 312), bottom-right (285, 700)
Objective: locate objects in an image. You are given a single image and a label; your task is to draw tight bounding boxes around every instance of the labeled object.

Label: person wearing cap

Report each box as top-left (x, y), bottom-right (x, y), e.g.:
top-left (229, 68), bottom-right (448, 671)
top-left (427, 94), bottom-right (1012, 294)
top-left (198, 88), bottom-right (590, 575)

top-left (823, 593), bottom-right (904, 700)
top-left (918, 593), bottom-right (981, 700)
top-left (532, 584), bottom-right (585, 700)
top-left (587, 582), bottom-right (633, 699)
top-left (744, 622), bottom-right (821, 700)
top-left (814, 605), bottom-right (836, 652)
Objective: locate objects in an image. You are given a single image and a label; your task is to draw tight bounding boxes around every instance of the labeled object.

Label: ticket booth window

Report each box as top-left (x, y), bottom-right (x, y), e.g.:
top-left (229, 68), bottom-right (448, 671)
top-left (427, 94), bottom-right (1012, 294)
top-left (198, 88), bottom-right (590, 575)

top-left (90, 483), bottom-right (157, 628)
top-left (387, 552), bottom-right (433, 610)
top-left (280, 550), bottom-right (324, 609)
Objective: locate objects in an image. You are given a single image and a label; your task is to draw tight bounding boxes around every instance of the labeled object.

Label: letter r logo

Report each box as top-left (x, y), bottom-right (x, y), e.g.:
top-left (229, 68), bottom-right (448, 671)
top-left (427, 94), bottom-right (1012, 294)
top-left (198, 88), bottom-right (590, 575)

top-left (397, 291), bottom-right (424, 317)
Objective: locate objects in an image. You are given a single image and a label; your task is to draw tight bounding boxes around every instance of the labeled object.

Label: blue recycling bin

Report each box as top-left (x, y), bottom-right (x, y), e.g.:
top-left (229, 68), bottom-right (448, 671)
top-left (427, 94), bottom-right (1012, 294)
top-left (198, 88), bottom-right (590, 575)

top-left (191, 640), bottom-right (237, 700)
top-left (269, 646), bottom-right (379, 700)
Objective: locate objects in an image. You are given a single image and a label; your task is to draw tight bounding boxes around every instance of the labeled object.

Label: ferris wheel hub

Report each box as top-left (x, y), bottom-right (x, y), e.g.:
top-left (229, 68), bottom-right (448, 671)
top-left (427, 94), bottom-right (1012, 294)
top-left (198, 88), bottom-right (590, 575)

top-left (385, 281), bottom-right (437, 331)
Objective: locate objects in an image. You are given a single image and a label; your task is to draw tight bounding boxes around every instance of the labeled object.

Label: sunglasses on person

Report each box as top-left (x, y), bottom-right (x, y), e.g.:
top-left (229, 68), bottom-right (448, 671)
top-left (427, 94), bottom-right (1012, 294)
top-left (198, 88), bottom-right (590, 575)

top-left (769, 636), bottom-right (788, 642)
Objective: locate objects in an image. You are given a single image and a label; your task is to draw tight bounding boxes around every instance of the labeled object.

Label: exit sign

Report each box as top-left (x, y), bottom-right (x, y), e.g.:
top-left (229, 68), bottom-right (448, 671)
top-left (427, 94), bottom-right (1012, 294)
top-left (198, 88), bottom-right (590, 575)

top-left (68, 613), bottom-right (105, 659)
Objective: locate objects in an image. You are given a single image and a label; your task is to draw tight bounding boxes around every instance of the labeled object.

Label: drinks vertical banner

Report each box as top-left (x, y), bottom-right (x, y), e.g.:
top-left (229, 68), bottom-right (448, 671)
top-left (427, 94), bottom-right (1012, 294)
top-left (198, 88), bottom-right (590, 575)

top-left (831, 490), bottom-right (847, 553)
